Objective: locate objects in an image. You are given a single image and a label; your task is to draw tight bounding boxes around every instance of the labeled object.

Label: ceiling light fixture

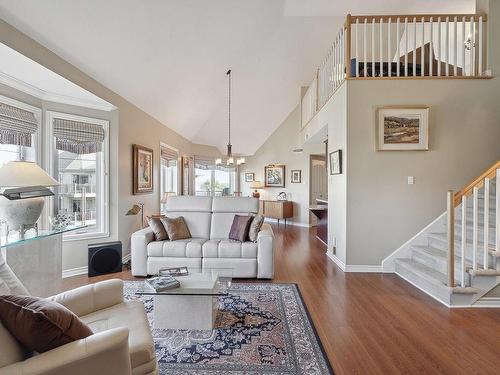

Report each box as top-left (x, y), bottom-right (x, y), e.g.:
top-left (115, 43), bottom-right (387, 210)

top-left (216, 69), bottom-right (245, 166)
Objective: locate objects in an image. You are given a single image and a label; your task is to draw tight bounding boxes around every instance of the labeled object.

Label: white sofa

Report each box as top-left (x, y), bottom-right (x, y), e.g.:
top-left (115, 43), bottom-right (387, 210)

top-left (131, 196), bottom-right (275, 278)
top-left (0, 256), bottom-right (157, 375)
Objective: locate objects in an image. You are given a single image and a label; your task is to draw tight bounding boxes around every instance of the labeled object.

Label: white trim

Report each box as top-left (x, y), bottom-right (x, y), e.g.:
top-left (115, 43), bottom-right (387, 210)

top-left (395, 269), bottom-right (451, 308)
top-left (326, 251), bottom-right (346, 271)
top-left (0, 71), bottom-right (116, 111)
top-left (344, 264), bottom-right (383, 272)
top-left (381, 212), bottom-right (446, 272)
top-left (122, 253), bottom-right (131, 263)
top-left (264, 218), bottom-right (312, 228)
top-left (46, 110), bottom-right (110, 241)
top-left (472, 297), bottom-right (500, 308)
top-left (62, 266), bottom-right (87, 279)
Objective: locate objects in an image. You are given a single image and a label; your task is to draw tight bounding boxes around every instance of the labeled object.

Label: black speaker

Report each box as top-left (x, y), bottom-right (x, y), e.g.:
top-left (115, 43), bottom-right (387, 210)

top-left (88, 241), bottom-right (122, 277)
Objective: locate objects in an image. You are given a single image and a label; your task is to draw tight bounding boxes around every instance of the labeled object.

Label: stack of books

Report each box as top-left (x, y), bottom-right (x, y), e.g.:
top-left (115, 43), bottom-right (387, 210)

top-left (145, 275), bottom-right (180, 292)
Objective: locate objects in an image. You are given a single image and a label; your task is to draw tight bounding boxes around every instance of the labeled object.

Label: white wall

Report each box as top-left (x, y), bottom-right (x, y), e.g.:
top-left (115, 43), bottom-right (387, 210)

top-left (240, 106), bottom-right (324, 226)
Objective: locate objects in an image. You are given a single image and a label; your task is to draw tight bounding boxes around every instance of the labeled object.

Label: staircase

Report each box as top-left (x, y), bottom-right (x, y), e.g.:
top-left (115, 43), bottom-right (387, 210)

top-left (384, 161), bottom-right (500, 307)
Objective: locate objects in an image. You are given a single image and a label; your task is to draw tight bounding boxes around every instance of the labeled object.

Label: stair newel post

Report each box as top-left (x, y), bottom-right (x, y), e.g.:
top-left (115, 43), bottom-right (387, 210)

top-left (447, 190), bottom-right (455, 287)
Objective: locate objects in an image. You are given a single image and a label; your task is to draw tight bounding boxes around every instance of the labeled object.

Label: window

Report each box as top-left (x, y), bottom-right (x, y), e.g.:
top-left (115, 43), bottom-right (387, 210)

top-left (194, 156), bottom-right (237, 197)
top-left (47, 111), bottom-right (109, 239)
top-left (160, 144), bottom-right (178, 211)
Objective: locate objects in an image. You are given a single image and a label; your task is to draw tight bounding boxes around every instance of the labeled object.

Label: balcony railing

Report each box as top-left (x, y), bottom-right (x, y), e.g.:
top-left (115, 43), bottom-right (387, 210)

top-left (301, 13), bottom-right (490, 128)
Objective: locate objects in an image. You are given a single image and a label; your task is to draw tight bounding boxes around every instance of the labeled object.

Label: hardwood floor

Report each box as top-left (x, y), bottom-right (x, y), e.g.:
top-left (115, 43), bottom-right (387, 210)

top-left (63, 224), bottom-right (500, 375)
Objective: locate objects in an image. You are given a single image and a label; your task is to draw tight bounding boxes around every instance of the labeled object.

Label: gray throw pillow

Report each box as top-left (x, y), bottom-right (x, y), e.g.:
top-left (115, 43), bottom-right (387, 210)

top-left (228, 215), bottom-right (253, 242)
top-left (147, 216), bottom-right (168, 241)
top-left (161, 216), bottom-right (192, 241)
top-left (248, 214), bottom-right (264, 242)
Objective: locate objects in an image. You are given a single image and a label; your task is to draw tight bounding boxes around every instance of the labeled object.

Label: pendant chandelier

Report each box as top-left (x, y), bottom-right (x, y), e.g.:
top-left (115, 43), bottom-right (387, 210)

top-left (215, 69), bottom-right (245, 166)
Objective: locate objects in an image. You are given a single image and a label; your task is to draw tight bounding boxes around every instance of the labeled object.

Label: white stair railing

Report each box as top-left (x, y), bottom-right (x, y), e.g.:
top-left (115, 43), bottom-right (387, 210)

top-left (448, 161), bottom-right (500, 288)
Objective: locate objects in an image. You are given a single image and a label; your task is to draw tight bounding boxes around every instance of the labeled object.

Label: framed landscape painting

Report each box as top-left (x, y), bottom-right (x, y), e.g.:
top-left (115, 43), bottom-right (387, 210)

top-left (133, 144), bottom-right (153, 194)
top-left (265, 165), bottom-right (285, 187)
top-left (377, 107), bottom-right (429, 150)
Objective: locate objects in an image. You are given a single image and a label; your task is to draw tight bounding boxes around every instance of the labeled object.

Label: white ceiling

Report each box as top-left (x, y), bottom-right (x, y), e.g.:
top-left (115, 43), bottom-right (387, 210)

top-left (0, 42), bottom-right (114, 111)
top-left (0, 0), bottom-right (474, 155)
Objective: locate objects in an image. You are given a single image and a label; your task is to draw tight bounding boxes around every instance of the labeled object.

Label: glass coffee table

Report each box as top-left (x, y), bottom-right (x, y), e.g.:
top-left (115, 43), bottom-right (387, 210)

top-left (137, 268), bottom-right (232, 330)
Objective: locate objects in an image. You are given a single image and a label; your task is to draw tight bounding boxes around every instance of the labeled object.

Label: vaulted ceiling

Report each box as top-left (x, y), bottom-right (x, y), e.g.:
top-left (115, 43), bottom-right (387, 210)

top-left (0, 0), bottom-right (474, 155)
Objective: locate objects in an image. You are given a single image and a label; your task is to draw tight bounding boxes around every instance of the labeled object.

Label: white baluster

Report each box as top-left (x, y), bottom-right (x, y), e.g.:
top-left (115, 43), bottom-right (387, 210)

top-left (372, 18), bottom-right (375, 77)
top-left (496, 169), bottom-right (500, 254)
top-left (413, 17), bottom-right (417, 77)
top-left (429, 17), bottom-right (433, 76)
top-left (437, 17), bottom-right (441, 76)
top-left (462, 17), bottom-right (466, 76)
top-left (388, 18), bottom-right (392, 77)
top-left (397, 17), bottom-right (400, 77)
top-left (470, 16), bottom-right (474, 76)
top-left (364, 18), bottom-right (367, 77)
top-left (461, 195), bottom-right (467, 287)
top-left (355, 18), bottom-right (359, 77)
top-left (453, 17), bottom-right (458, 76)
top-left (484, 178), bottom-right (490, 269)
top-left (421, 17), bottom-right (425, 77)
top-left (473, 186), bottom-right (479, 270)
top-left (405, 17), bottom-right (408, 76)
top-left (380, 18), bottom-right (383, 77)
top-left (445, 17), bottom-right (449, 76)
top-left (479, 16), bottom-right (483, 76)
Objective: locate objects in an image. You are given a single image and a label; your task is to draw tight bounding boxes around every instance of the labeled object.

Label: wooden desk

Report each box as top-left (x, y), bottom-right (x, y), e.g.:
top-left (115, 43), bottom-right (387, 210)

top-left (259, 200), bottom-right (293, 226)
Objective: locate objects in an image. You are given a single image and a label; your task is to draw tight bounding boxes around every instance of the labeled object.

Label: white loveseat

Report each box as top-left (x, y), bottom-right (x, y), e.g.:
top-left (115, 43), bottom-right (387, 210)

top-left (131, 196), bottom-right (275, 278)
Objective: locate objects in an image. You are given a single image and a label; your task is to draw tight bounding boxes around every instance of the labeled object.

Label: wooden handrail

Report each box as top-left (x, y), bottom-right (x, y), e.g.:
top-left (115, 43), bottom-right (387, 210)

top-left (348, 14), bottom-right (487, 24)
top-left (454, 160), bottom-right (500, 206)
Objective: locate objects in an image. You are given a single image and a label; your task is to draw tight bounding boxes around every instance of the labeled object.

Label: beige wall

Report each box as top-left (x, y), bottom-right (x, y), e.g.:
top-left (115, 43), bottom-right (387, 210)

top-left (345, 78), bottom-right (500, 266)
top-left (0, 19), bottom-right (222, 272)
top-left (240, 106), bottom-right (324, 226)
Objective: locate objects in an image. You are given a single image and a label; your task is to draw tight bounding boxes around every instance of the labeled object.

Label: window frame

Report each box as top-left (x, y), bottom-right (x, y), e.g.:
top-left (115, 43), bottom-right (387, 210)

top-left (159, 142), bottom-right (179, 209)
top-left (45, 110), bottom-right (110, 241)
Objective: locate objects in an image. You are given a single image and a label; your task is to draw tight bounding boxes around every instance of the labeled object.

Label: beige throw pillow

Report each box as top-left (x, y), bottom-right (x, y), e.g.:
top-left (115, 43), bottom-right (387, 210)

top-left (161, 216), bottom-right (192, 241)
top-left (248, 214), bottom-right (264, 242)
top-left (147, 216), bottom-right (168, 241)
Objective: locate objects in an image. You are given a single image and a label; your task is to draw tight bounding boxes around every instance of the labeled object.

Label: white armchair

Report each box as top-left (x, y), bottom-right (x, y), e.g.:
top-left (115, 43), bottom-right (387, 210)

top-left (0, 259), bottom-right (157, 375)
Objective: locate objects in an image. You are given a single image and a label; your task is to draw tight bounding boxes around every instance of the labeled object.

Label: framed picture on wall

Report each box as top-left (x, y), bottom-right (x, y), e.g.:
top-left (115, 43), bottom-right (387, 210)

top-left (291, 170), bottom-right (301, 183)
top-left (244, 172), bottom-right (255, 182)
top-left (376, 107), bottom-right (429, 150)
top-left (329, 150), bottom-right (342, 175)
top-left (133, 144), bottom-right (154, 194)
top-left (264, 164), bottom-right (285, 187)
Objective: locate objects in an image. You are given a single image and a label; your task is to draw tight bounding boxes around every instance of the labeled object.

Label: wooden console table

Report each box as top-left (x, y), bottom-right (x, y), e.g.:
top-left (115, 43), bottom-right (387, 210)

top-left (259, 200), bottom-right (293, 226)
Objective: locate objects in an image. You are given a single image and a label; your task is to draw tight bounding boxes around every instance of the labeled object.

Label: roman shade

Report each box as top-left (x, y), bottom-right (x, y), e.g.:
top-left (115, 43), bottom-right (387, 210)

top-left (160, 145), bottom-right (178, 166)
top-left (194, 156), bottom-right (235, 172)
top-left (0, 102), bottom-right (38, 147)
top-left (53, 118), bottom-right (105, 154)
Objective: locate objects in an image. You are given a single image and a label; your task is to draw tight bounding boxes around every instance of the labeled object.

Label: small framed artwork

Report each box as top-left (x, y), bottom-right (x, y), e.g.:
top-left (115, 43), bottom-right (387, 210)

top-left (264, 164), bottom-right (285, 187)
top-left (244, 172), bottom-right (255, 182)
top-left (133, 144), bottom-right (154, 194)
top-left (291, 170), bottom-right (301, 183)
top-left (329, 150), bottom-right (342, 175)
top-left (377, 107), bottom-right (429, 150)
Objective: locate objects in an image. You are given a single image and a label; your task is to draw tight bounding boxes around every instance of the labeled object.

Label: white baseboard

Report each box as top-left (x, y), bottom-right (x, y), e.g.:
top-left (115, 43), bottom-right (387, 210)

top-left (62, 254), bottom-right (131, 279)
top-left (326, 252), bottom-right (383, 273)
top-left (264, 218), bottom-right (312, 228)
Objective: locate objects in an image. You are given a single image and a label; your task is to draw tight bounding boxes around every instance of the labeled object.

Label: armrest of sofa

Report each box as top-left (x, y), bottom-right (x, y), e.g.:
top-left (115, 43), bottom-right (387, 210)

top-left (131, 227), bottom-right (155, 276)
top-left (1, 328), bottom-right (132, 375)
top-left (49, 279), bottom-right (123, 317)
top-left (257, 223), bottom-right (275, 279)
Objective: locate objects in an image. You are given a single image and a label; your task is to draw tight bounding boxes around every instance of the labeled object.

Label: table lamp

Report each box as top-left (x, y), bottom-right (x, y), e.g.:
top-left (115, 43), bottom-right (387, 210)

top-left (249, 180), bottom-right (263, 198)
top-left (0, 161), bottom-right (59, 234)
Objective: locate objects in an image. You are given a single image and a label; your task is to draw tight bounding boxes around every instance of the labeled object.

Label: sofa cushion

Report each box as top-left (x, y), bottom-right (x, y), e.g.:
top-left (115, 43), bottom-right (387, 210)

top-left (0, 295), bottom-right (93, 353)
top-left (228, 214), bottom-right (253, 242)
top-left (202, 239), bottom-right (257, 259)
top-left (0, 320), bottom-right (27, 368)
top-left (147, 216), bottom-right (168, 241)
top-left (147, 238), bottom-right (206, 257)
top-left (164, 212), bottom-right (211, 238)
top-left (211, 212), bottom-right (253, 239)
top-left (161, 216), bottom-right (191, 241)
top-left (212, 197), bottom-right (259, 213)
top-left (81, 300), bottom-right (155, 370)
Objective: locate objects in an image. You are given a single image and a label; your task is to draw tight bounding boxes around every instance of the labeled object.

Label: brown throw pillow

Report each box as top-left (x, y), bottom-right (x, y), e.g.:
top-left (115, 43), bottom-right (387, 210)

top-left (248, 214), bottom-right (264, 242)
top-left (147, 216), bottom-right (168, 241)
top-left (228, 215), bottom-right (253, 242)
top-left (0, 295), bottom-right (93, 353)
top-left (161, 216), bottom-right (192, 241)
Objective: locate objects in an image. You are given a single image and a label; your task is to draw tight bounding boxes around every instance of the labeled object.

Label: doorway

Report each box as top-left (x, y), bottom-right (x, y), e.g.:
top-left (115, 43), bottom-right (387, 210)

top-left (309, 154), bottom-right (327, 225)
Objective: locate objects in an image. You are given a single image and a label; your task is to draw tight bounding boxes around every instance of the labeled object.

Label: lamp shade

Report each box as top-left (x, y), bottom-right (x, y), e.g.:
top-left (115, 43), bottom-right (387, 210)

top-left (250, 180), bottom-right (263, 189)
top-left (0, 161), bottom-right (58, 187)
